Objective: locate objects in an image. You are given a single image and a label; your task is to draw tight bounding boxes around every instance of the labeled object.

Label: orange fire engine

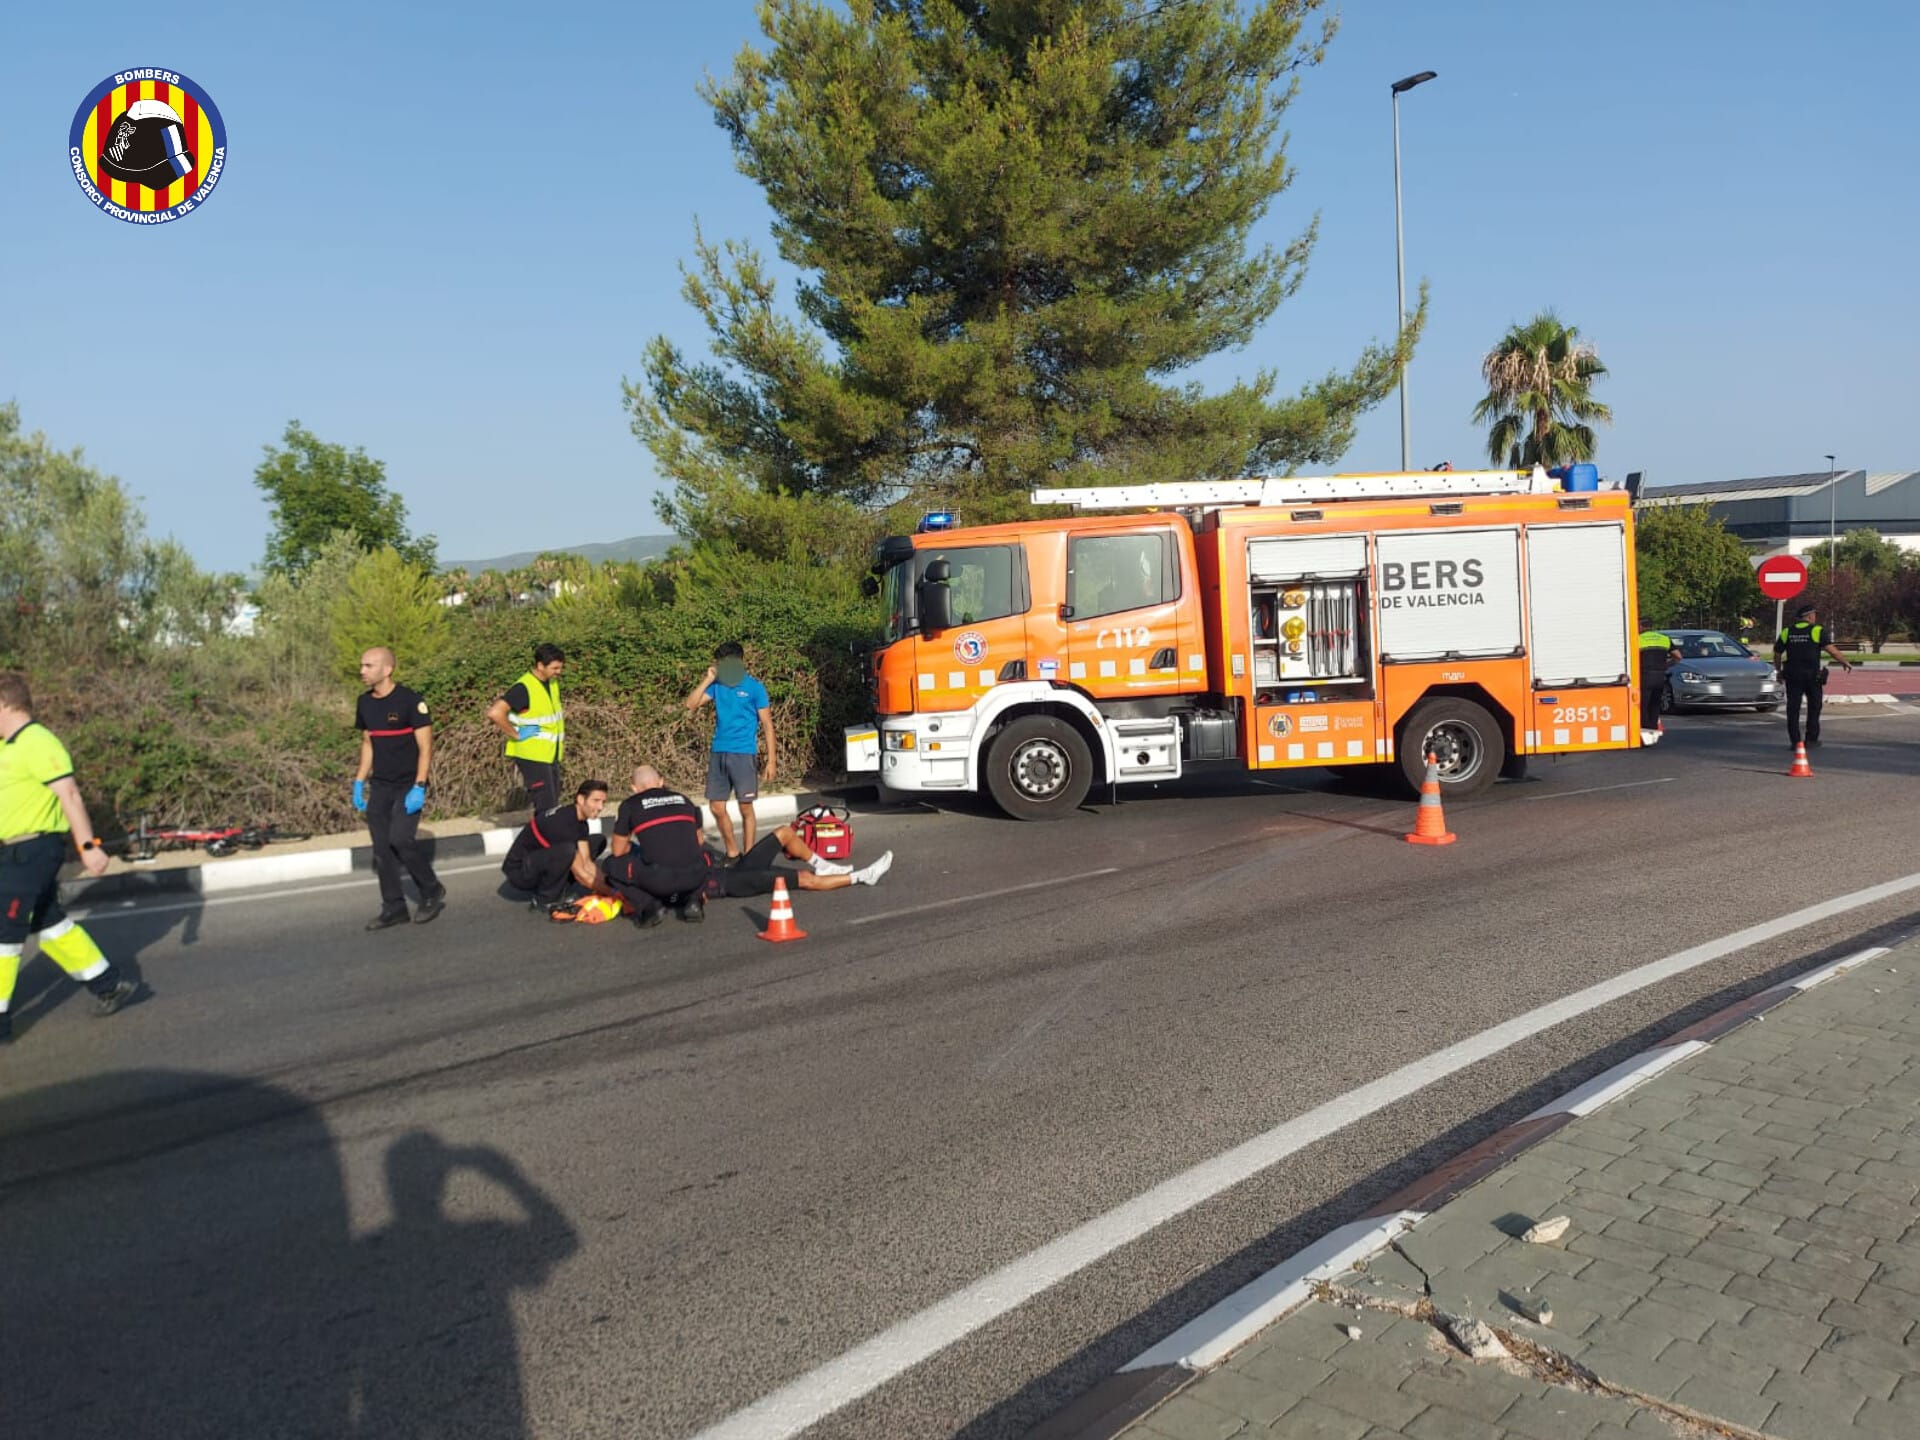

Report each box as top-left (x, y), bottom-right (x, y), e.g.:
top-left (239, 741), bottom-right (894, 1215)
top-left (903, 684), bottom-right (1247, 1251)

top-left (846, 467), bottom-right (1643, 820)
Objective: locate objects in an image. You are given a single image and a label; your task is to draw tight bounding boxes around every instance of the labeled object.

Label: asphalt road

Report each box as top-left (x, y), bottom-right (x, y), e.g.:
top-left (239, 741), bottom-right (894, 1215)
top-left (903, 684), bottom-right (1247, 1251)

top-left (7, 705), bottom-right (1920, 1440)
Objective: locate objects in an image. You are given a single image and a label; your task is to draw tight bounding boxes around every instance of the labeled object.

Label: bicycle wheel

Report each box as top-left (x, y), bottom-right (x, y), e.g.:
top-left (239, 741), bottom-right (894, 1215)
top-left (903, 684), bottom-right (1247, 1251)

top-left (206, 837), bottom-right (239, 859)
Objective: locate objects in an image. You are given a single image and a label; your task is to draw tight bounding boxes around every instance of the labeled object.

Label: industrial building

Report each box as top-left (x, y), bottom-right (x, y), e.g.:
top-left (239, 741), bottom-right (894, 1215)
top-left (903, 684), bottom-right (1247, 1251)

top-left (1638, 469), bottom-right (1920, 556)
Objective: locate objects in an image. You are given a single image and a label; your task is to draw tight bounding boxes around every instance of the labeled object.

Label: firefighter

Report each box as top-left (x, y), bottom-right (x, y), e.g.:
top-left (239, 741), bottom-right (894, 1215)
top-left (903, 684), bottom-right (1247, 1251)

top-left (0, 672), bottom-right (138, 1044)
top-left (487, 643), bottom-right (566, 812)
top-left (1636, 621), bottom-right (1682, 744)
top-left (500, 781), bottom-right (607, 910)
top-left (1773, 603), bottom-right (1853, 748)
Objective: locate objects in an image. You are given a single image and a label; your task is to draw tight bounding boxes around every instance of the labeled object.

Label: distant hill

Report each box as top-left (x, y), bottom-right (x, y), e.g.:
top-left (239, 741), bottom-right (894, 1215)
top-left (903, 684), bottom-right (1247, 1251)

top-left (440, 534), bottom-right (677, 576)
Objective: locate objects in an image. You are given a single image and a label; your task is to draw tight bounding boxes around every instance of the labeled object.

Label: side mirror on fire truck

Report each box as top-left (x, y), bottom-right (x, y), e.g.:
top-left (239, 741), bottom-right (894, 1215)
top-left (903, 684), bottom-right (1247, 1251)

top-left (919, 559), bottom-right (954, 633)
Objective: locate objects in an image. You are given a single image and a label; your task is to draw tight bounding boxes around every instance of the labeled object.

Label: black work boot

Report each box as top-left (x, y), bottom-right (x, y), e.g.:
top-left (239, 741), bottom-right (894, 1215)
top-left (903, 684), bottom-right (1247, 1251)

top-left (675, 894), bottom-right (706, 924)
top-left (87, 971), bottom-right (139, 1017)
top-left (413, 887), bottom-right (447, 924)
top-left (365, 908), bottom-right (410, 931)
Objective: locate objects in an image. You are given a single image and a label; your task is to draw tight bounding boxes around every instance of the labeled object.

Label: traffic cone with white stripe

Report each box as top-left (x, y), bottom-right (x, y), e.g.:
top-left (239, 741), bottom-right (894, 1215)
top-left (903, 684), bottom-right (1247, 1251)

top-left (758, 875), bottom-right (808, 943)
top-left (1787, 742), bottom-right (1813, 779)
top-left (1405, 753), bottom-right (1457, 846)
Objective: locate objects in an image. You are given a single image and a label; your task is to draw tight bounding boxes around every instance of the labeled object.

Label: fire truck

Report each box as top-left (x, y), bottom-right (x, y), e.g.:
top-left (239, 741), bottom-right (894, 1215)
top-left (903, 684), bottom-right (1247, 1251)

top-left (845, 466), bottom-right (1643, 820)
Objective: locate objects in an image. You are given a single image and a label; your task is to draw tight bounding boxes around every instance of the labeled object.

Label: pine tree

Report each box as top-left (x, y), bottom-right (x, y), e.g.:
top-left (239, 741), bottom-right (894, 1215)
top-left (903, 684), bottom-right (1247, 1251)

top-left (626, 0), bottom-right (1422, 543)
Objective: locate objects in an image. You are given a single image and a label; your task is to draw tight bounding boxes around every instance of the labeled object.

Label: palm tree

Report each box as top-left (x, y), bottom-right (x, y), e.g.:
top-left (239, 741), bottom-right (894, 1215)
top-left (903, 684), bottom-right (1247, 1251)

top-left (1471, 311), bottom-right (1612, 469)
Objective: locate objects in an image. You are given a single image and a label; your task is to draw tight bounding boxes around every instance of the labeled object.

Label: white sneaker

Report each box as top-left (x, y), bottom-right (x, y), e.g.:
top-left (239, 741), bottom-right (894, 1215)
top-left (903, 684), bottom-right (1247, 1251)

top-left (852, 851), bottom-right (894, 886)
top-left (810, 856), bottom-right (854, 877)
top-left (1640, 729), bottom-right (1660, 745)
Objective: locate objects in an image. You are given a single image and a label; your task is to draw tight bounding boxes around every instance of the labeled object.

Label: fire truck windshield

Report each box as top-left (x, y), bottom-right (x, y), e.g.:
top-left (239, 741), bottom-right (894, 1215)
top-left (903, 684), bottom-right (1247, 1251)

top-left (881, 545), bottom-right (1023, 642)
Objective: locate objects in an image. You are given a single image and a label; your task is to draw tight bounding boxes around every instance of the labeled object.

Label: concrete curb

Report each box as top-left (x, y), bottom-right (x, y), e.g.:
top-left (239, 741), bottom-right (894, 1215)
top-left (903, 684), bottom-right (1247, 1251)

top-left (1032, 943), bottom-right (1892, 1440)
top-left (61, 793), bottom-right (807, 906)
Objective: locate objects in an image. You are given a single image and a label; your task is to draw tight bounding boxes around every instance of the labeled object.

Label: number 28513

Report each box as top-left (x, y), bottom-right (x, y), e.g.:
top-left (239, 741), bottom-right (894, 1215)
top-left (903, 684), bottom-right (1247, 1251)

top-left (1551, 705), bottom-right (1612, 724)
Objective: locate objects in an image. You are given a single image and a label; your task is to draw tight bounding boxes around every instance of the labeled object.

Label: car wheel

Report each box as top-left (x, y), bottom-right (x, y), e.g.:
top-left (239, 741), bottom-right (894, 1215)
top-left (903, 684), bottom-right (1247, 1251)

top-left (1658, 683), bottom-right (1676, 714)
top-left (1397, 698), bottom-right (1502, 799)
top-left (985, 715), bottom-right (1094, 820)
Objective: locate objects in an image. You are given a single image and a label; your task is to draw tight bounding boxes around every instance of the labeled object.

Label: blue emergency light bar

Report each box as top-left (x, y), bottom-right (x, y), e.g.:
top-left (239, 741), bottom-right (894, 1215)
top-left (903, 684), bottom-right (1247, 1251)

top-left (916, 511), bottom-right (957, 533)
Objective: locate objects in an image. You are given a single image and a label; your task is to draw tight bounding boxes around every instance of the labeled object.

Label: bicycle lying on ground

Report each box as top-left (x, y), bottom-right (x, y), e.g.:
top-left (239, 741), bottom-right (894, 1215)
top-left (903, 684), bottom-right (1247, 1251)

top-left (106, 816), bottom-right (312, 863)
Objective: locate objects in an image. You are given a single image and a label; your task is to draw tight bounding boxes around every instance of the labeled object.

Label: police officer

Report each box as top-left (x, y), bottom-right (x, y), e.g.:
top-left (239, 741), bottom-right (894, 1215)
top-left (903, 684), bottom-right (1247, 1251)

top-left (0, 672), bottom-right (138, 1044)
top-left (1636, 620), bottom-right (1682, 745)
top-left (486, 643), bottom-right (565, 811)
top-left (1773, 602), bottom-right (1854, 748)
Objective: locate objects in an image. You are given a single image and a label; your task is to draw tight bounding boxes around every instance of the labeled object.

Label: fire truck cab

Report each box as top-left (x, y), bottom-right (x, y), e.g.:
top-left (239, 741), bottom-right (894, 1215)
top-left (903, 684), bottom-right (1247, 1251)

top-left (848, 467), bottom-right (1643, 820)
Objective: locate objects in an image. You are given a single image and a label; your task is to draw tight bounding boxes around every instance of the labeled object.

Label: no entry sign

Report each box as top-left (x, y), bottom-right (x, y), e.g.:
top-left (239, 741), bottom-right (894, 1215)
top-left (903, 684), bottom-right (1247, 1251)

top-left (1756, 555), bottom-right (1809, 600)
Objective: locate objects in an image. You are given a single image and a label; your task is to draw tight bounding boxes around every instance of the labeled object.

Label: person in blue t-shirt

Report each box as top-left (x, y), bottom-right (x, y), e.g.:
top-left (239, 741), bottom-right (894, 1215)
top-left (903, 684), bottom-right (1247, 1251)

top-left (682, 642), bottom-right (776, 861)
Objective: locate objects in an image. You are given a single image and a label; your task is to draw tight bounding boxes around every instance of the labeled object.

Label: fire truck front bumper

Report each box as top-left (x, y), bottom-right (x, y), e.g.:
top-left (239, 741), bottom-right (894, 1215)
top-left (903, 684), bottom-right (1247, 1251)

top-left (846, 719), bottom-right (973, 790)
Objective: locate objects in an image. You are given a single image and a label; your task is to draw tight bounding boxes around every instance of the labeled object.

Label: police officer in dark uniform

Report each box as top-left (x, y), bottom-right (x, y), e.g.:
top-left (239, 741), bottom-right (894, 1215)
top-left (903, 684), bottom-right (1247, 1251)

top-left (1773, 602), bottom-right (1853, 748)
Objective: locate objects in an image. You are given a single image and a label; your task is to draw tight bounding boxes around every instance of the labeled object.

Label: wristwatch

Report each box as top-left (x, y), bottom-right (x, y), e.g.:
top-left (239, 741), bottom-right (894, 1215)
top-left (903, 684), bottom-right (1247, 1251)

top-left (79, 838), bottom-right (104, 852)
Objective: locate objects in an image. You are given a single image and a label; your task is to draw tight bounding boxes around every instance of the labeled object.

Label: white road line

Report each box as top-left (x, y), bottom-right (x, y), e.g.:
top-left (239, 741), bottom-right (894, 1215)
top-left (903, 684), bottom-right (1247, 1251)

top-left (72, 860), bottom-right (504, 922)
top-left (845, 868), bottom-right (1121, 927)
top-left (692, 868), bottom-right (1920, 1440)
top-left (1524, 778), bottom-right (1675, 802)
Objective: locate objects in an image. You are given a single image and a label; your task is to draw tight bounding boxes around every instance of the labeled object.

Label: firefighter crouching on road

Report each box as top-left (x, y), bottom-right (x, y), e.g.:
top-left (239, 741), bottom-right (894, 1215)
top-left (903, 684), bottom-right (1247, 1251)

top-left (488, 643), bottom-right (566, 812)
top-left (500, 780), bottom-right (608, 910)
top-left (1774, 603), bottom-right (1853, 749)
top-left (1636, 621), bottom-right (1682, 745)
top-left (0, 672), bottom-right (138, 1044)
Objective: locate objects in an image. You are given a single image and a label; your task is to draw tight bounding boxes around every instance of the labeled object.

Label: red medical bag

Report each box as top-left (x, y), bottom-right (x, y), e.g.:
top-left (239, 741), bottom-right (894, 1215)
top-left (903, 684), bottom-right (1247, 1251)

top-left (793, 804), bottom-right (853, 861)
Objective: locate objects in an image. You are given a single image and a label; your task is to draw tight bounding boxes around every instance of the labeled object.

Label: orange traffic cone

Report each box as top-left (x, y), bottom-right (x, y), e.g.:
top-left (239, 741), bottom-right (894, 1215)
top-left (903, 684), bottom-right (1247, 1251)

top-left (759, 875), bottom-right (809, 942)
top-left (1787, 742), bottom-right (1813, 778)
top-left (1405, 753), bottom-right (1458, 846)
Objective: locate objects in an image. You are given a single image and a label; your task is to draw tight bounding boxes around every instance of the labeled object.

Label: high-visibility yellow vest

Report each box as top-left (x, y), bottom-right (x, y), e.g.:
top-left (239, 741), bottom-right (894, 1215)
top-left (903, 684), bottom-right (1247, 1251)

top-left (504, 672), bottom-right (564, 763)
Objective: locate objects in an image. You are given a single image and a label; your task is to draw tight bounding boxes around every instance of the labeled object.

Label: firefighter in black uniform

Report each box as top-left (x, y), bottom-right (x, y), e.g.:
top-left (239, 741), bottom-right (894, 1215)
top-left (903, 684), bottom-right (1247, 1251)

top-left (1773, 602), bottom-right (1853, 748)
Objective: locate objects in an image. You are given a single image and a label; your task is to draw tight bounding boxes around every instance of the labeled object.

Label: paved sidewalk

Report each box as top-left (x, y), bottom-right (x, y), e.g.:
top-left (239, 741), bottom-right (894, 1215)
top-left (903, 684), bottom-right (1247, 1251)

top-left (1125, 944), bottom-right (1920, 1440)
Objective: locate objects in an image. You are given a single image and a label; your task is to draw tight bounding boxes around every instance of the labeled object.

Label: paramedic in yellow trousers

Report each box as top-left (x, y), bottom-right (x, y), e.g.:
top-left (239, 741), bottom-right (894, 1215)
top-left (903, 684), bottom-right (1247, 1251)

top-left (0, 672), bottom-right (138, 1045)
top-left (487, 643), bottom-right (566, 811)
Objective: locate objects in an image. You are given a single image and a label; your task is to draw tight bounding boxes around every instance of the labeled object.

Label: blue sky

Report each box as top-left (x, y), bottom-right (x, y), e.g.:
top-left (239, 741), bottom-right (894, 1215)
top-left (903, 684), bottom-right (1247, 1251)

top-left (5, 1), bottom-right (1915, 573)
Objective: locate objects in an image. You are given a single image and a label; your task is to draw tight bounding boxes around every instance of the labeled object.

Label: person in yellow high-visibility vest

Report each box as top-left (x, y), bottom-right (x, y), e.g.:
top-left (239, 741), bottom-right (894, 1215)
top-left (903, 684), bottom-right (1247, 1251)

top-left (486, 643), bottom-right (566, 811)
top-left (0, 671), bottom-right (139, 1046)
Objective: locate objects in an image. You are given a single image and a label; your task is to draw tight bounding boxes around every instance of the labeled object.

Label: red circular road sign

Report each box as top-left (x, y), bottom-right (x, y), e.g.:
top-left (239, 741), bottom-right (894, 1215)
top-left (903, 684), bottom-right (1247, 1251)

top-left (1756, 555), bottom-right (1809, 600)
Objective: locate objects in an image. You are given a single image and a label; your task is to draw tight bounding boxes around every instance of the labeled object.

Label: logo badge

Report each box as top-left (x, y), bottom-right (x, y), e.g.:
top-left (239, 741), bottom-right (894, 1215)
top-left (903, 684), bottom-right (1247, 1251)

top-left (954, 632), bottom-right (987, 664)
top-left (70, 68), bottom-right (227, 224)
top-left (1267, 713), bottom-right (1292, 738)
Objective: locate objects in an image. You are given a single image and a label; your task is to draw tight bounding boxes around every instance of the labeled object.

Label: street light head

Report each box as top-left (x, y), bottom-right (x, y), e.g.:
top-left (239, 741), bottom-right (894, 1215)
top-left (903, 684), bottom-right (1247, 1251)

top-left (1392, 71), bottom-right (1438, 94)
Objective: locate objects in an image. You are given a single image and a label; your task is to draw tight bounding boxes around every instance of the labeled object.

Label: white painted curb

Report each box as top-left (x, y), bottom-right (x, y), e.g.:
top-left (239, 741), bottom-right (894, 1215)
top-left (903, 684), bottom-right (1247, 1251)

top-left (1779, 944), bottom-right (1888, 992)
top-left (1122, 1212), bottom-right (1424, 1372)
top-left (1522, 1041), bottom-right (1707, 1122)
top-left (161, 848), bottom-right (356, 895)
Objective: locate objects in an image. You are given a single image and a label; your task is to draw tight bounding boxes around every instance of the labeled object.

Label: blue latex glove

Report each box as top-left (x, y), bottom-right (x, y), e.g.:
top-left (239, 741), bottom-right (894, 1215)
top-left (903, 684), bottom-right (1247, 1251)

top-left (351, 779), bottom-right (367, 813)
top-left (404, 783), bottom-right (427, 815)
top-left (515, 724), bottom-right (541, 740)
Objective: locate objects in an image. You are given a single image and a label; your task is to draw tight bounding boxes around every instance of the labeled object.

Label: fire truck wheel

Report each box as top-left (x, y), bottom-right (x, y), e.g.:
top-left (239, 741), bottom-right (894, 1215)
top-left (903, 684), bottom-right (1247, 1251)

top-left (986, 715), bottom-right (1093, 820)
top-left (1398, 698), bottom-right (1502, 799)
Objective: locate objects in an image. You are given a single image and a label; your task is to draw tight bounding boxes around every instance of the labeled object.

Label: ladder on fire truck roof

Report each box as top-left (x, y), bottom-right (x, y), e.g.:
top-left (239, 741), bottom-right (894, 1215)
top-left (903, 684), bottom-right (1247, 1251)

top-left (1031, 464), bottom-right (1564, 511)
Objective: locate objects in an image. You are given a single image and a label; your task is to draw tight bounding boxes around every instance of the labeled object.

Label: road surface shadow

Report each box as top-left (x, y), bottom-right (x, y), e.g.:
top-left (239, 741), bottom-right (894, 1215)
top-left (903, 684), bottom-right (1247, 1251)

top-left (0, 1070), bottom-right (577, 1440)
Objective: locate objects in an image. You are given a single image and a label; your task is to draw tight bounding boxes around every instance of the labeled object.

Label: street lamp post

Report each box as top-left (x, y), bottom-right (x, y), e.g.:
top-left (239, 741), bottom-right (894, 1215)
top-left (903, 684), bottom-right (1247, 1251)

top-left (1826, 454), bottom-right (1838, 568)
top-left (1391, 71), bottom-right (1437, 473)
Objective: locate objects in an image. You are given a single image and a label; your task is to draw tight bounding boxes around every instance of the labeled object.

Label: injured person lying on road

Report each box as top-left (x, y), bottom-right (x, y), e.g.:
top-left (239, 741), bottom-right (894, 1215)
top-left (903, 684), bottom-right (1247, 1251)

top-left (595, 765), bottom-right (892, 927)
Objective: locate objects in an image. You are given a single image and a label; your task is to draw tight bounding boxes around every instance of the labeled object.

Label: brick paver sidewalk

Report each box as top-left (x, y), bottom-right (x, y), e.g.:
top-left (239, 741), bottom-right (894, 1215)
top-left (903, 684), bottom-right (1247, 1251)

top-left (1127, 944), bottom-right (1920, 1440)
